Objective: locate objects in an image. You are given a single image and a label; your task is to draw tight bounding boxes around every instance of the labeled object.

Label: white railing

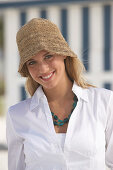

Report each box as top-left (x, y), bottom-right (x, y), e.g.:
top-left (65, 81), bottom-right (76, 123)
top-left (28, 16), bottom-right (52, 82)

top-left (0, 151), bottom-right (8, 170)
top-left (0, 116), bottom-right (8, 170)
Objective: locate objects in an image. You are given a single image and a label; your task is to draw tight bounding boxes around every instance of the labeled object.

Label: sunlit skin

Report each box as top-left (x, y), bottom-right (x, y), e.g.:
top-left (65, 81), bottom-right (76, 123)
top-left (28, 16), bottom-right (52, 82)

top-left (26, 50), bottom-right (75, 132)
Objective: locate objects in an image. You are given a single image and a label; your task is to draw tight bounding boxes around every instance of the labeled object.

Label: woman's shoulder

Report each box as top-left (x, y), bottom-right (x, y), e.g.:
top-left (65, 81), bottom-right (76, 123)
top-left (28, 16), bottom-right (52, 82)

top-left (7, 85), bottom-right (43, 118)
top-left (88, 85), bottom-right (113, 94)
top-left (87, 86), bottom-right (113, 104)
top-left (8, 97), bottom-right (31, 116)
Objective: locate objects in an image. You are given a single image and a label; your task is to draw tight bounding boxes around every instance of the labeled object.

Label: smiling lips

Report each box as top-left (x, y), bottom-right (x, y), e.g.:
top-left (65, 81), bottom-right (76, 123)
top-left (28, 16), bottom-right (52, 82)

top-left (40, 71), bottom-right (55, 81)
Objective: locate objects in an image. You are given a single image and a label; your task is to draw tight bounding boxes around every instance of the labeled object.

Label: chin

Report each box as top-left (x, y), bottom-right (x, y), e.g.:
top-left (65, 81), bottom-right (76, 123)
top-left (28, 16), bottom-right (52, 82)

top-left (42, 81), bottom-right (58, 90)
top-left (43, 84), bottom-right (56, 90)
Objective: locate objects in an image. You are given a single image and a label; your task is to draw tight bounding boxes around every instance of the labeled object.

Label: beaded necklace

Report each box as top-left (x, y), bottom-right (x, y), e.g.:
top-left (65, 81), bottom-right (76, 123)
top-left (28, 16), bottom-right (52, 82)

top-left (51, 95), bottom-right (78, 126)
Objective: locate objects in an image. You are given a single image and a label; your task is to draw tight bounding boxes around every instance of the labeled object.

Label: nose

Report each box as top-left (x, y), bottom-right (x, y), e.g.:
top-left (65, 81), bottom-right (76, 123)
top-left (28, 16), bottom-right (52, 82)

top-left (37, 62), bottom-right (49, 74)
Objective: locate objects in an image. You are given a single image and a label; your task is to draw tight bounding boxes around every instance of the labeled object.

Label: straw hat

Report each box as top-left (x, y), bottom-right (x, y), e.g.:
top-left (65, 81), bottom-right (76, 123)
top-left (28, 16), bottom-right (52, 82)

top-left (16, 18), bottom-right (77, 77)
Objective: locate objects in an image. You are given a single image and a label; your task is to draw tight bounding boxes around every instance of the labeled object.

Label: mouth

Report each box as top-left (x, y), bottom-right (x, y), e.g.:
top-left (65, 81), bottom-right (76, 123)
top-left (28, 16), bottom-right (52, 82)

top-left (39, 71), bottom-right (55, 81)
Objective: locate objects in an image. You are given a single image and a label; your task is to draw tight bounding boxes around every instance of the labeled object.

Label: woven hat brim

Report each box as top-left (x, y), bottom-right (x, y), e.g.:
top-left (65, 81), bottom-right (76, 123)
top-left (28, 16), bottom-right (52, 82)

top-left (16, 18), bottom-right (77, 77)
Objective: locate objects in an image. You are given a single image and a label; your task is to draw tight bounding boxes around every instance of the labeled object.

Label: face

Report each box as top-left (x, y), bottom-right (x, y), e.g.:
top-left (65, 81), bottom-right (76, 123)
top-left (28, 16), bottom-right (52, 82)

top-left (26, 50), bottom-right (67, 90)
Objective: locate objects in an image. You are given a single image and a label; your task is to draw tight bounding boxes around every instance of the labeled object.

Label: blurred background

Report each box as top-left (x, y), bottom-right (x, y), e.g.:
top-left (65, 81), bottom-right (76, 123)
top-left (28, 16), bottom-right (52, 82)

top-left (0, 0), bottom-right (113, 169)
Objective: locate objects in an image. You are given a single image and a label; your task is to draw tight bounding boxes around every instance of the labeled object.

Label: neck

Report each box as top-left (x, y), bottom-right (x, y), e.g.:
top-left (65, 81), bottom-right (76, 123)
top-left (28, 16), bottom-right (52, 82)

top-left (43, 76), bottom-right (73, 103)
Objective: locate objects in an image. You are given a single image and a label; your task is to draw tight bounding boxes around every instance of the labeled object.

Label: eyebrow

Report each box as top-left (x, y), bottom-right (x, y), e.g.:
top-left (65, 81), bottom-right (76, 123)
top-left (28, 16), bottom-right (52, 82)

top-left (27, 52), bottom-right (50, 62)
top-left (44, 52), bottom-right (50, 56)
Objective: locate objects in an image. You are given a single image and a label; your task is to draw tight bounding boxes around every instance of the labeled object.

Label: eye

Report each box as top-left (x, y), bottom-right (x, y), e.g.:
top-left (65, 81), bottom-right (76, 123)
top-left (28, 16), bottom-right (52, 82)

top-left (45, 55), bottom-right (53, 60)
top-left (27, 60), bottom-right (36, 66)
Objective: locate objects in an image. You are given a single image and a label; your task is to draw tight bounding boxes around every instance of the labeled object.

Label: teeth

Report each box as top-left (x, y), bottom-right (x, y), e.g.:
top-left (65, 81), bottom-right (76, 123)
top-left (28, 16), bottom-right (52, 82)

top-left (42, 72), bottom-right (53, 79)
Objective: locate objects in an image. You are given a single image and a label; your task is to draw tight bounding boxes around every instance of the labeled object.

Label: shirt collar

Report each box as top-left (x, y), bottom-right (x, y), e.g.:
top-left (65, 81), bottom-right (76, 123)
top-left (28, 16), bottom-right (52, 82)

top-left (72, 81), bottom-right (89, 102)
top-left (30, 81), bottom-right (89, 111)
top-left (30, 85), bottom-right (45, 111)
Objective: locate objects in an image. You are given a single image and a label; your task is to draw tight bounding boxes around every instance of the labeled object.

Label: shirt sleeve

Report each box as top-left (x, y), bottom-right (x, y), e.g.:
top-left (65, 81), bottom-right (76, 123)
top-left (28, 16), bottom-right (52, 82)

top-left (105, 91), bottom-right (113, 170)
top-left (6, 108), bottom-right (26, 170)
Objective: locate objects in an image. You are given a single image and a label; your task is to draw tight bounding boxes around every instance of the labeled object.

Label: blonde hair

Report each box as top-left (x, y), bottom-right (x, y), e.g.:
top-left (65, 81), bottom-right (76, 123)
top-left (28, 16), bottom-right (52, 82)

top-left (23, 55), bottom-right (95, 96)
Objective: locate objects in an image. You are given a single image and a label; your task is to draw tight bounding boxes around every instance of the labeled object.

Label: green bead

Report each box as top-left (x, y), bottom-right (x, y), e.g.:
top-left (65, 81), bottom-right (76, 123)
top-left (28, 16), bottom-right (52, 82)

top-left (73, 102), bottom-right (77, 108)
top-left (64, 118), bottom-right (69, 122)
top-left (51, 112), bottom-right (54, 116)
top-left (51, 96), bottom-right (78, 126)
top-left (68, 114), bottom-right (71, 118)
top-left (58, 119), bottom-right (63, 123)
top-left (74, 96), bottom-right (77, 101)
top-left (54, 115), bottom-right (58, 120)
top-left (58, 122), bottom-right (64, 126)
top-left (54, 121), bottom-right (58, 125)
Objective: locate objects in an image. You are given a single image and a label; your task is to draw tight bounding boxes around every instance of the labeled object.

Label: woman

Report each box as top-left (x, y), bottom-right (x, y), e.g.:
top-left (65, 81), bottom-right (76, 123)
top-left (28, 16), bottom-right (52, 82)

top-left (6, 18), bottom-right (113, 170)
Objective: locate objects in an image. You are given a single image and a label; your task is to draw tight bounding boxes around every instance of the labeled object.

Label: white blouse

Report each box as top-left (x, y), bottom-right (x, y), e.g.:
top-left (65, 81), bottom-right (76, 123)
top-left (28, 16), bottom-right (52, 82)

top-left (6, 82), bottom-right (113, 170)
top-left (57, 133), bottom-right (66, 151)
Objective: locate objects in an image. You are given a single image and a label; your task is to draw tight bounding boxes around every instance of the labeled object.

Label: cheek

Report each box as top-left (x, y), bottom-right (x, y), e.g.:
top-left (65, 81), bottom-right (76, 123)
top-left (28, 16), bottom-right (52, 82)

top-left (55, 62), bottom-right (65, 73)
top-left (52, 59), bottom-right (65, 69)
top-left (27, 68), bottom-right (37, 78)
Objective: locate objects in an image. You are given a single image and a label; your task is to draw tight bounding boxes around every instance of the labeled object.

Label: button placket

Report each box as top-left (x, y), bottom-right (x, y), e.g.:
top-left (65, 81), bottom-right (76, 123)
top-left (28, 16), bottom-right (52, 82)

top-left (64, 99), bottom-right (82, 151)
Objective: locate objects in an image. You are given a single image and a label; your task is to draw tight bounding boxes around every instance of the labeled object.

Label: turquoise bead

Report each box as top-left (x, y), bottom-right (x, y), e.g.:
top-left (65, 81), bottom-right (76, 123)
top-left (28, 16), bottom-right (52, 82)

top-left (58, 119), bottom-right (63, 123)
top-left (54, 121), bottom-right (58, 125)
top-left (68, 114), bottom-right (71, 118)
top-left (58, 122), bottom-right (64, 126)
top-left (73, 103), bottom-right (76, 108)
top-left (54, 115), bottom-right (58, 120)
top-left (51, 112), bottom-right (54, 116)
top-left (51, 94), bottom-right (78, 126)
top-left (74, 96), bottom-right (77, 101)
top-left (64, 118), bottom-right (69, 122)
